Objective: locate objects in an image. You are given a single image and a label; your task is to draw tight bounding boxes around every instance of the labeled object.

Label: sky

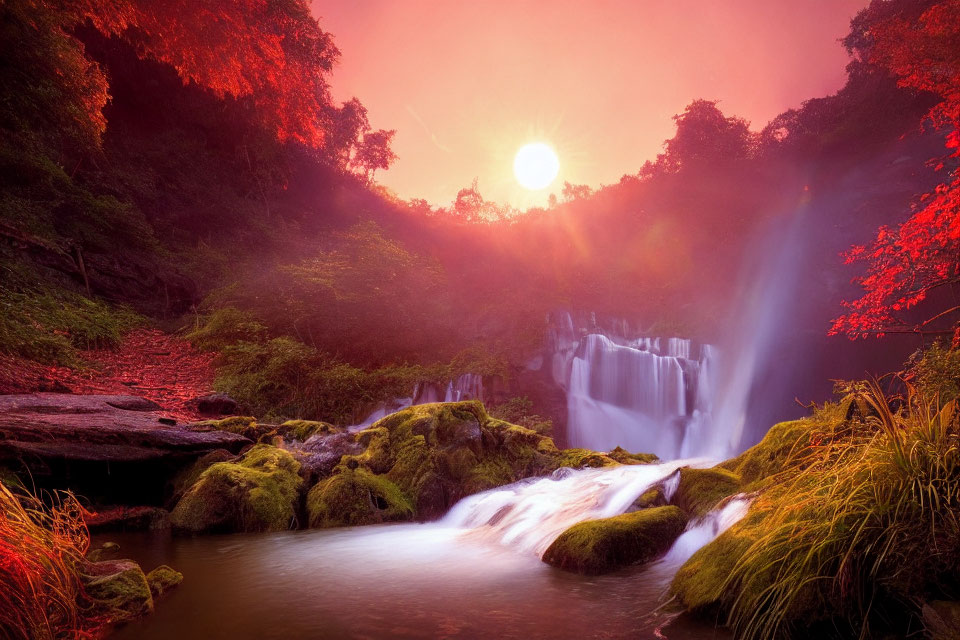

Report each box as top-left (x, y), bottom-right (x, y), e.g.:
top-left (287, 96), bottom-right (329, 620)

top-left (312, 0), bottom-right (868, 208)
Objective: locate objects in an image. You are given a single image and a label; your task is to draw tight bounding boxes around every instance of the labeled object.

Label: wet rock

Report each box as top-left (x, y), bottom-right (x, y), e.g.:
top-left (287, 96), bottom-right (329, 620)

top-left (543, 505), bottom-right (688, 574)
top-left (192, 392), bottom-right (238, 417)
top-left (81, 559), bottom-right (153, 622)
top-left (145, 565), bottom-right (183, 598)
top-left (296, 431), bottom-right (363, 478)
top-left (170, 444), bottom-right (302, 533)
top-left (0, 393), bottom-right (250, 464)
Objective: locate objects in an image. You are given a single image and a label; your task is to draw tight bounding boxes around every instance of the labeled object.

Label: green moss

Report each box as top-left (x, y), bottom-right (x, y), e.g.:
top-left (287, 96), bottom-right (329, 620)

top-left (553, 448), bottom-right (619, 469)
top-left (145, 565), bottom-right (183, 598)
top-left (543, 506), bottom-right (688, 574)
top-left (608, 446), bottom-right (659, 465)
top-left (632, 486), bottom-right (667, 510)
top-left (307, 468), bottom-right (413, 527)
top-left (170, 449), bottom-right (236, 501)
top-left (170, 444), bottom-right (302, 533)
top-left (311, 401), bottom-right (566, 522)
top-left (670, 521), bottom-right (754, 611)
top-left (281, 419), bottom-right (340, 441)
top-left (82, 559), bottom-right (153, 623)
top-left (719, 419), bottom-right (813, 487)
top-left (672, 467), bottom-right (741, 518)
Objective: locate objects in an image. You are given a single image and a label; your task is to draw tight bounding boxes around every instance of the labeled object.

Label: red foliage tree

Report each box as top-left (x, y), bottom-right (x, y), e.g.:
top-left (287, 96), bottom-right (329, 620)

top-left (54, 0), bottom-right (340, 147)
top-left (831, 0), bottom-right (960, 339)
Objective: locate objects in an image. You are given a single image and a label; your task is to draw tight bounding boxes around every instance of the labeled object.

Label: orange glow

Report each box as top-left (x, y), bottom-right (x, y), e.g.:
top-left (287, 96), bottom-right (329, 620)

top-left (314, 0), bottom-right (866, 207)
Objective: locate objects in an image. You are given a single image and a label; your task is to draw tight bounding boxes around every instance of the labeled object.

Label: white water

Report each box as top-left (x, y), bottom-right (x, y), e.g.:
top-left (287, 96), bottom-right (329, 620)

top-left (442, 459), bottom-right (744, 560)
top-left (553, 317), bottom-right (724, 460)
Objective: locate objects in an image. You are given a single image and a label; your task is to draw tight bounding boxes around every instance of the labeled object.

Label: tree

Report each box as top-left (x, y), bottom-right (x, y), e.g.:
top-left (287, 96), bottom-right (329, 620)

top-left (561, 182), bottom-right (592, 203)
top-left (644, 100), bottom-right (755, 174)
top-left (21, 0), bottom-right (340, 148)
top-left (831, 0), bottom-right (960, 339)
top-left (352, 129), bottom-right (398, 182)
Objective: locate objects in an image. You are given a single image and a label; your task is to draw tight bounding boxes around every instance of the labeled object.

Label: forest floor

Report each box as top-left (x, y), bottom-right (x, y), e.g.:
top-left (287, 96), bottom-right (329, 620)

top-left (0, 329), bottom-right (215, 420)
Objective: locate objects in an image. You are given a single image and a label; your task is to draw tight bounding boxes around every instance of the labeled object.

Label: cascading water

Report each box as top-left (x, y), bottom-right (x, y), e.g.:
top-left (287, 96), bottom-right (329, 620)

top-left (443, 460), bottom-right (748, 564)
top-left (549, 312), bottom-right (725, 460)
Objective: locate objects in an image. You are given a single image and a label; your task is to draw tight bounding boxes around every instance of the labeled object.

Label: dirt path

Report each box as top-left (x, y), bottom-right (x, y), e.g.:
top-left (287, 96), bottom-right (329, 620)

top-left (0, 329), bottom-right (216, 419)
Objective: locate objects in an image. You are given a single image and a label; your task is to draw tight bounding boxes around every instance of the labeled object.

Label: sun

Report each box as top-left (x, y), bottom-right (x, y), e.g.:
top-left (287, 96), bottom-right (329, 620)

top-left (513, 142), bottom-right (559, 190)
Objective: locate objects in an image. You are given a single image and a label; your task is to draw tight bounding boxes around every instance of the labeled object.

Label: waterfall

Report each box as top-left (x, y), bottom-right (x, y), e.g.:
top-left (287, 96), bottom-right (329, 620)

top-left (442, 461), bottom-right (747, 562)
top-left (555, 317), bottom-right (723, 460)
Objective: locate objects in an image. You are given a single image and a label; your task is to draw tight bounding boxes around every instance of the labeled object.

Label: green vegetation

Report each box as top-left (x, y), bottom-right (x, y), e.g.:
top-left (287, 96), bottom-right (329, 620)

top-left (672, 467), bottom-right (741, 518)
top-left (0, 281), bottom-right (141, 365)
top-left (488, 396), bottom-right (553, 435)
top-left (672, 376), bottom-right (960, 639)
top-left (543, 506), bottom-right (688, 575)
top-left (170, 445), bottom-right (302, 533)
top-left (81, 559), bottom-right (153, 622)
top-left (309, 401), bottom-right (564, 524)
top-left (307, 468), bottom-right (413, 528)
top-left (145, 565), bottom-right (183, 598)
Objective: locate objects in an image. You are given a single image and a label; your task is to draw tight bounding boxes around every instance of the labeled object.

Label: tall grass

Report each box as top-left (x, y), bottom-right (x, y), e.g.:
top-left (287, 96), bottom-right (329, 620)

top-left (714, 380), bottom-right (960, 639)
top-left (0, 481), bottom-right (103, 639)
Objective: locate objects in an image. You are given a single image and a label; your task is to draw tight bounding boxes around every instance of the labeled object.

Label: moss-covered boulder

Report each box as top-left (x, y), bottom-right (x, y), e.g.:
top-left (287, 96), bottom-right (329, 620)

top-left (607, 446), bottom-right (659, 465)
top-left (145, 565), bottom-right (183, 598)
top-left (307, 468), bottom-right (414, 527)
top-left (169, 449), bottom-right (237, 503)
top-left (543, 506), bottom-right (688, 574)
top-left (313, 401), bottom-right (563, 522)
top-left (672, 467), bottom-right (741, 518)
top-left (280, 419), bottom-right (341, 441)
top-left (719, 419), bottom-right (813, 487)
top-left (170, 444), bottom-right (302, 533)
top-left (552, 448), bottom-right (619, 469)
top-left (81, 559), bottom-right (153, 623)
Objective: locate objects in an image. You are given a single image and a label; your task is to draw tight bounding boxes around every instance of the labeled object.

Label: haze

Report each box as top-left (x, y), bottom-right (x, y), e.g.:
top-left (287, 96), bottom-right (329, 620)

top-left (315, 0), bottom-right (867, 207)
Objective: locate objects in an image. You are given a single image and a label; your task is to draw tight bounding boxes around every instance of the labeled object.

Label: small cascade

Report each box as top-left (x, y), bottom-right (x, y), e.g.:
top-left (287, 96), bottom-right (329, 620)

top-left (658, 495), bottom-right (752, 568)
top-left (442, 459), bottom-right (706, 557)
top-left (551, 314), bottom-right (721, 459)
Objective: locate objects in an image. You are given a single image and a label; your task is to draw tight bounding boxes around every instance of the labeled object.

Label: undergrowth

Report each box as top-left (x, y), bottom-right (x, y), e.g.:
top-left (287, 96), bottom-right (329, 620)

top-left (692, 377), bottom-right (960, 639)
top-left (0, 481), bottom-right (102, 639)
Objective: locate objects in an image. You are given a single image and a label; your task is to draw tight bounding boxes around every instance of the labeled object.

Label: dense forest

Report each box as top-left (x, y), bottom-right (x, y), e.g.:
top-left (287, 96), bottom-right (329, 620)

top-left (2, 0), bottom-right (960, 638)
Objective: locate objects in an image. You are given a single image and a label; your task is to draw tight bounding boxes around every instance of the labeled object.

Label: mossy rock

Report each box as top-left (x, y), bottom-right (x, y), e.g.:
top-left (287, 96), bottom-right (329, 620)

top-left (719, 419), bottom-right (812, 487)
top-left (169, 449), bottom-right (237, 503)
top-left (170, 444), bottom-right (302, 533)
top-left (608, 446), bottom-right (659, 465)
top-left (82, 559), bottom-right (153, 623)
top-left (307, 468), bottom-right (413, 527)
top-left (672, 467), bottom-right (741, 518)
top-left (543, 506), bottom-right (688, 574)
top-left (317, 401), bottom-right (562, 522)
top-left (280, 419), bottom-right (341, 441)
top-left (553, 448), bottom-right (619, 469)
top-left (146, 565), bottom-right (183, 598)
top-left (631, 486), bottom-right (667, 510)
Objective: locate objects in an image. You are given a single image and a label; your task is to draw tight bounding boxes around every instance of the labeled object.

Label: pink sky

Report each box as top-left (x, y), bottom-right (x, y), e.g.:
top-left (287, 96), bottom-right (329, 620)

top-left (312, 0), bottom-right (868, 207)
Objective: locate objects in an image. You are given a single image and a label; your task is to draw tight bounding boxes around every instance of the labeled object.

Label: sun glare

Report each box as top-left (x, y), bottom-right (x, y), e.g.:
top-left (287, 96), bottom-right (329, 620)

top-left (513, 143), bottom-right (559, 191)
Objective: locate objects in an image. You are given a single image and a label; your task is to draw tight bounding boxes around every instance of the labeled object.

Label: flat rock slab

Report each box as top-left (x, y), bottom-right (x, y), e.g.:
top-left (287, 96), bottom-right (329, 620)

top-left (0, 393), bottom-right (250, 463)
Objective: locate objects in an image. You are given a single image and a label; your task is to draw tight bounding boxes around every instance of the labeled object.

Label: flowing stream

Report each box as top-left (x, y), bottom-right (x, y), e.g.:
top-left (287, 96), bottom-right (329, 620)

top-left (105, 462), bottom-right (747, 639)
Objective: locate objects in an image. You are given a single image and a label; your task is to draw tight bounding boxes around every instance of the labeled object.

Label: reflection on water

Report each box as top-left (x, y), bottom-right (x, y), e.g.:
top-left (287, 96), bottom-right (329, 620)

top-left (102, 524), bottom-right (730, 640)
